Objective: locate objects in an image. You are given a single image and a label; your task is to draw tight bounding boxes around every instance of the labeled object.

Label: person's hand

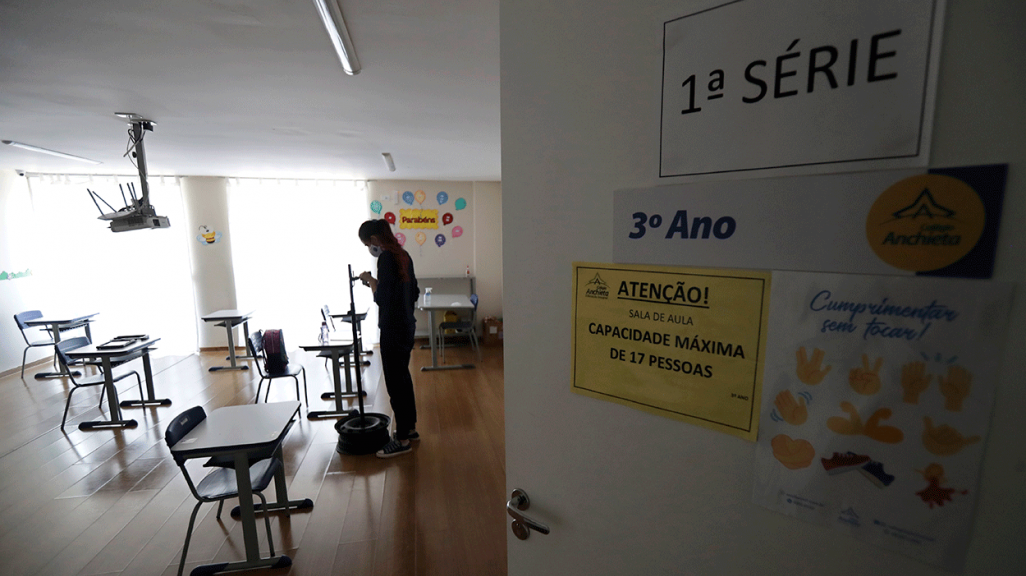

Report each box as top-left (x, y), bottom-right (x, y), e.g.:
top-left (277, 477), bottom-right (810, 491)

top-left (901, 361), bottom-right (932, 404)
top-left (862, 408), bottom-right (904, 444)
top-left (796, 347), bottom-right (831, 385)
top-left (827, 401), bottom-right (864, 436)
top-left (774, 390), bottom-right (808, 425)
top-left (849, 354), bottom-right (883, 395)
top-left (358, 271), bottom-right (373, 286)
top-left (939, 366), bottom-right (972, 412)
top-left (922, 416), bottom-right (980, 455)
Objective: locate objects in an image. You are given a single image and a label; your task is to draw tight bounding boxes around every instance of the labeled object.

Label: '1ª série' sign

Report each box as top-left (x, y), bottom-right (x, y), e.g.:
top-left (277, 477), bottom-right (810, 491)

top-left (572, 262), bottom-right (771, 440)
top-left (660, 0), bottom-right (944, 177)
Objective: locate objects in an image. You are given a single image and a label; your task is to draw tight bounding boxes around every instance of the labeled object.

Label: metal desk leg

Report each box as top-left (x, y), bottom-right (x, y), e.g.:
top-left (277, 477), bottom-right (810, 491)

top-left (35, 323), bottom-right (82, 380)
top-left (210, 320), bottom-right (249, 372)
top-left (231, 441), bottom-right (313, 518)
top-left (194, 452), bottom-right (291, 574)
top-left (422, 310), bottom-right (475, 371)
top-left (308, 350), bottom-right (361, 419)
top-left (120, 350), bottom-right (172, 408)
top-left (79, 356), bottom-right (137, 430)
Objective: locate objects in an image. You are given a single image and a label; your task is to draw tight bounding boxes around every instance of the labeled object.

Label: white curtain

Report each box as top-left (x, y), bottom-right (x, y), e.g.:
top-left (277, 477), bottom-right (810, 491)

top-left (227, 179), bottom-right (376, 349)
top-left (26, 175), bottom-right (198, 354)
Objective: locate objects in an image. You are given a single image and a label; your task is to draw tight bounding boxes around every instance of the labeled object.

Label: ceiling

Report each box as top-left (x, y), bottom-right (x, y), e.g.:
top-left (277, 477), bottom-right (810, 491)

top-left (0, 0), bottom-right (500, 181)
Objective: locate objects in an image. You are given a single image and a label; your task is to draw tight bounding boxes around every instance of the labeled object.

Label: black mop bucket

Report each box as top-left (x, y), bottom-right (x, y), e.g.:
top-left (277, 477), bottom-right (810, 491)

top-left (334, 411), bottom-right (391, 455)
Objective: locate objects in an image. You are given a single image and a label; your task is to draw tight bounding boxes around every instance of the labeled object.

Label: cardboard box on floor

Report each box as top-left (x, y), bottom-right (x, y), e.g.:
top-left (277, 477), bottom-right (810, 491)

top-left (482, 317), bottom-right (503, 346)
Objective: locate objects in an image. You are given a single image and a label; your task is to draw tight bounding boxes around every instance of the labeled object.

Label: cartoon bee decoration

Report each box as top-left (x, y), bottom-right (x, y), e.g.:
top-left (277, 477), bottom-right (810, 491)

top-left (196, 225), bottom-right (222, 244)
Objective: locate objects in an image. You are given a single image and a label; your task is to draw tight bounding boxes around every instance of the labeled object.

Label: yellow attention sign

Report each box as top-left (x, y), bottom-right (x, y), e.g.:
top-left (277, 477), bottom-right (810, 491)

top-left (572, 262), bottom-right (771, 440)
top-left (399, 209), bottom-right (439, 229)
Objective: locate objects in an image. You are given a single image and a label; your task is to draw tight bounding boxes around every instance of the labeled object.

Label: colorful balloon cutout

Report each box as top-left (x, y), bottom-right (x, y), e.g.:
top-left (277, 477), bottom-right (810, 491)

top-left (452, 226), bottom-right (463, 238)
top-left (435, 234), bottom-right (446, 247)
top-left (437, 191), bottom-right (449, 205)
top-left (402, 191), bottom-right (415, 205)
top-left (442, 212), bottom-right (454, 226)
top-left (415, 232), bottom-right (427, 246)
top-left (395, 232), bottom-right (406, 246)
top-left (455, 198), bottom-right (467, 211)
top-left (384, 211), bottom-right (396, 224)
top-left (370, 200), bottom-right (382, 214)
top-left (414, 189), bottom-right (426, 205)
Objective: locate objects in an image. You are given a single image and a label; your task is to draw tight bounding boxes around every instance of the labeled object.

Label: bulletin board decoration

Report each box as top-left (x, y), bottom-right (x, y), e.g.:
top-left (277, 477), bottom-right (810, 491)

top-left (752, 271), bottom-right (1013, 570)
top-left (196, 225), bottom-right (222, 244)
top-left (455, 198), bottom-right (467, 210)
top-left (437, 191), bottom-right (449, 205)
top-left (395, 232), bottom-right (406, 246)
top-left (571, 261), bottom-right (771, 440)
top-left (384, 211), bottom-right (396, 224)
top-left (370, 200), bottom-right (383, 215)
top-left (0, 269), bottom-right (32, 281)
top-left (402, 191), bottom-right (415, 205)
top-left (399, 209), bottom-right (439, 229)
top-left (435, 234), bottom-right (446, 247)
top-left (442, 212), bottom-right (454, 226)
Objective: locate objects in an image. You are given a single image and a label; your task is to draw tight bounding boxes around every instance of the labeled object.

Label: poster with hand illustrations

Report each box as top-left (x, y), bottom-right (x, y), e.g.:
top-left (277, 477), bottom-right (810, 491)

top-left (752, 271), bottom-right (1012, 571)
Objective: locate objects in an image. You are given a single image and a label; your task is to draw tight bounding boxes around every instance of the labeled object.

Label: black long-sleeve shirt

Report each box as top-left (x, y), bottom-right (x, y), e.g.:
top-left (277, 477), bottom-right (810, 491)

top-left (375, 249), bottom-right (419, 333)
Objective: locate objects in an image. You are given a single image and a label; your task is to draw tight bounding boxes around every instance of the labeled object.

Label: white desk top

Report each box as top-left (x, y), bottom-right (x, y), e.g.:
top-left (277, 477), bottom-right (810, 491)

top-left (170, 401), bottom-right (300, 456)
top-left (418, 294), bottom-right (474, 311)
top-left (65, 337), bottom-right (160, 359)
top-left (201, 309), bottom-right (254, 321)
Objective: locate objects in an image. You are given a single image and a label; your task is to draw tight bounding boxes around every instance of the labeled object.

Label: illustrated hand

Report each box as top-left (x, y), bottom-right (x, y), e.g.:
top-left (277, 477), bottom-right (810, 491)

top-left (849, 354), bottom-right (883, 395)
top-left (774, 390), bottom-right (807, 425)
top-left (862, 408), bottom-right (904, 444)
top-left (939, 366), bottom-right (972, 412)
top-left (901, 361), bottom-right (932, 404)
top-left (826, 401), bottom-right (864, 436)
top-left (922, 416), bottom-right (981, 456)
top-left (796, 347), bottom-right (832, 385)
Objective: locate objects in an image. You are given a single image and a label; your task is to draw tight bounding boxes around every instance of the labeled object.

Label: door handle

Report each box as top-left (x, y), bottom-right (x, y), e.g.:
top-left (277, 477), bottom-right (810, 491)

top-left (507, 488), bottom-right (550, 539)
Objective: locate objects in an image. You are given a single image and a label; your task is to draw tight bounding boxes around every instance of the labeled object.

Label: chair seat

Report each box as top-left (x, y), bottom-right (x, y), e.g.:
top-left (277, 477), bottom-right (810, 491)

top-left (439, 321), bottom-right (473, 331)
top-left (74, 370), bottom-right (139, 387)
top-left (266, 363), bottom-right (304, 377)
top-left (195, 458), bottom-right (281, 500)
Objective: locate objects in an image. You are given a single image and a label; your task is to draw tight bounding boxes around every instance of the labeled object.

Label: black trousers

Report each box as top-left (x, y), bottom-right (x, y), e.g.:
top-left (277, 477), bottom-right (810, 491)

top-left (379, 327), bottom-right (416, 440)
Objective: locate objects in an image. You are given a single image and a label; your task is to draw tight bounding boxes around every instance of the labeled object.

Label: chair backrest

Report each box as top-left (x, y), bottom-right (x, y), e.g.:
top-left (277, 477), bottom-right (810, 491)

top-left (247, 330), bottom-right (268, 377)
top-left (165, 406), bottom-right (207, 466)
top-left (470, 294), bottom-right (478, 320)
top-left (55, 337), bottom-right (90, 372)
top-left (14, 310), bottom-right (43, 340)
top-left (321, 305), bottom-right (335, 330)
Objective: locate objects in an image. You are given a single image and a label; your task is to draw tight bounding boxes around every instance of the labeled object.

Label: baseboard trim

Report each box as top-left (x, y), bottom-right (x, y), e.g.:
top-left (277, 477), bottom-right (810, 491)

top-left (199, 347), bottom-right (247, 353)
top-left (1, 356), bottom-right (54, 379)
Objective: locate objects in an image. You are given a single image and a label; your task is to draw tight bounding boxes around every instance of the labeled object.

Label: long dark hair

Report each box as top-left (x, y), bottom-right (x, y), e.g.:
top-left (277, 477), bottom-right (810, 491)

top-left (359, 219), bottom-right (411, 283)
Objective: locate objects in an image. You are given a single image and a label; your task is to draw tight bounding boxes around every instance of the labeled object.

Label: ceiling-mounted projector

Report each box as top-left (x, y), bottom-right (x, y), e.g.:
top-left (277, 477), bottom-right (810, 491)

top-left (87, 113), bottom-right (170, 232)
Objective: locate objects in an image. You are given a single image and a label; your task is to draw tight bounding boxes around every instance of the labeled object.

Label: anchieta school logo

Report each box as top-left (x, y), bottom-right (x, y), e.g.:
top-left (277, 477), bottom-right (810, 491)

top-left (866, 174), bottom-right (985, 272)
top-left (584, 274), bottom-right (610, 299)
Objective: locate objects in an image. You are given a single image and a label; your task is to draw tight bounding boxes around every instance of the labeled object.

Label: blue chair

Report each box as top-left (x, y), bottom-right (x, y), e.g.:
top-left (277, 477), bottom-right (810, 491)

top-left (248, 330), bottom-right (308, 406)
top-left (439, 294), bottom-right (481, 362)
top-left (55, 337), bottom-right (142, 430)
top-left (165, 406), bottom-right (281, 576)
top-left (14, 310), bottom-right (92, 378)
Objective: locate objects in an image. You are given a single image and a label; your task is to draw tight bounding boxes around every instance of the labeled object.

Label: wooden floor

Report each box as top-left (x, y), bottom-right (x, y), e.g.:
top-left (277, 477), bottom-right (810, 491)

top-left (0, 341), bottom-right (506, 576)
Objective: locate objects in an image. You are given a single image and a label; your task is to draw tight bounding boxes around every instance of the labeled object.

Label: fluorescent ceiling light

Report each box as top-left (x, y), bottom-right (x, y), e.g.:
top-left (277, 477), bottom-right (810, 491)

top-left (382, 152), bottom-right (396, 172)
top-left (312, 0), bottom-right (361, 75)
top-left (2, 140), bottom-right (101, 164)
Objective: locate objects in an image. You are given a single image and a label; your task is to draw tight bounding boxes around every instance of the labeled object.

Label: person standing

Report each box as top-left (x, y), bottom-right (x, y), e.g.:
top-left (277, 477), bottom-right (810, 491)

top-left (358, 219), bottom-right (420, 457)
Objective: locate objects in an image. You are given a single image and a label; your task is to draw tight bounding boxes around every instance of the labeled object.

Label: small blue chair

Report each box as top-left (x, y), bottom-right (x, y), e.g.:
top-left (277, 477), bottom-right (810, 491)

top-left (439, 294), bottom-right (481, 362)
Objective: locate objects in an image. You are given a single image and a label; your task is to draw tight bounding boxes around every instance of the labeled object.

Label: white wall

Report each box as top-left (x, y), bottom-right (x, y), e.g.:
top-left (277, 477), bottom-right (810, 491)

top-left (501, 0), bottom-right (1024, 574)
top-left (0, 170), bottom-right (47, 372)
top-left (180, 176), bottom-right (238, 348)
top-left (368, 180), bottom-right (503, 330)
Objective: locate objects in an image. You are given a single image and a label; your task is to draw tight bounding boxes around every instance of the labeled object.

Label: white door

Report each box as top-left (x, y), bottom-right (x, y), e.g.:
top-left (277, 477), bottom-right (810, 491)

top-left (501, 0), bottom-right (1025, 575)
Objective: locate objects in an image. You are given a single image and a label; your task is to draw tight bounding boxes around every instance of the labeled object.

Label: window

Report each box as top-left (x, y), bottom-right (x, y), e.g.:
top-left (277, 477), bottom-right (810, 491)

top-left (27, 175), bottom-right (198, 354)
top-left (228, 179), bottom-right (376, 347)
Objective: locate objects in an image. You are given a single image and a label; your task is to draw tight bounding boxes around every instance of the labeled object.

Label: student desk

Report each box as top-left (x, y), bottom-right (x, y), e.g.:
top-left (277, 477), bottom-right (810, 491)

top-left (201, 309), bottom-right (254, 372)
top-left (299, 341), bottom-right (364, 418)
top-left (169, 401), bottom-right (310, 574)
top-left (23, 312), bottom-right (97, 379)
top-left (417, 294), bottom-right (476, 371)
top-left (64, 337), bottom-right (166, 430)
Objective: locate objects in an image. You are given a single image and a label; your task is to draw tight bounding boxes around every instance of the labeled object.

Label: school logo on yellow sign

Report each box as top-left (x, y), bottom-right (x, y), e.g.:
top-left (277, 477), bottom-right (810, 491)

top-left (866, 174), bottom-right (986, 272)
top-left (399, 209), bottom-right (439, 229)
